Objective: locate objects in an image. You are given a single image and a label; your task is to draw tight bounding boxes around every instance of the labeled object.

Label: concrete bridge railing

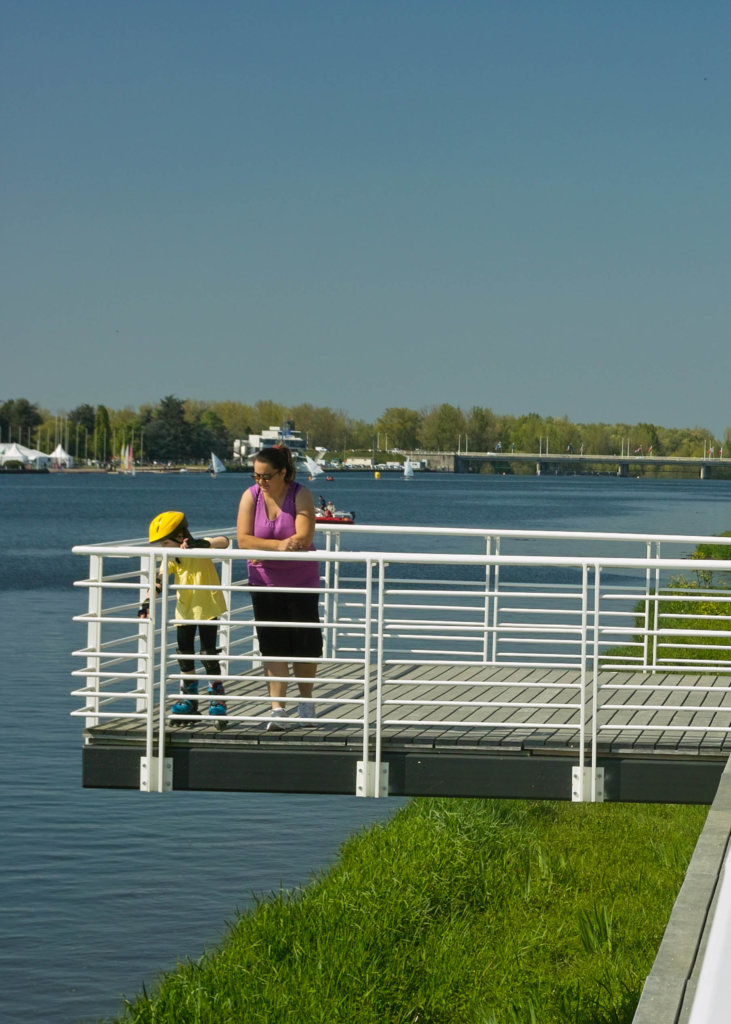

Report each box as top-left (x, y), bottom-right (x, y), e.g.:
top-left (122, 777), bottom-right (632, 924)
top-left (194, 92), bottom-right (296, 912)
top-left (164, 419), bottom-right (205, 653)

top-left (416, 450), bottom-right (730, 478)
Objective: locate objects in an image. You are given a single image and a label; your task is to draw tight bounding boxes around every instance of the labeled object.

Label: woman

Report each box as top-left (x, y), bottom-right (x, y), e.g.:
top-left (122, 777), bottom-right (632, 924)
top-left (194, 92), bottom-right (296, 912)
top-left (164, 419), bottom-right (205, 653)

top-left (236, 445), bottom-right (322, 730)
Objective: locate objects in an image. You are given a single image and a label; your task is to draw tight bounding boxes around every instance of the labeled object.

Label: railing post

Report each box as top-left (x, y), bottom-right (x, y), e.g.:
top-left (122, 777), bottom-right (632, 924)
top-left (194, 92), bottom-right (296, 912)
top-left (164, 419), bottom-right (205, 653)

top-left (592, 563), bottom-right (602, 800)
top-left (491, 537), bottom-right (502, 663)
top-left (137, 552), bottom-right (154, 716)
top-left (147, 550), bottom-right (173, 793)
top-left (483, 536), bottom-right (493, 663)
top-left (218, 555), bottom-right (232, 683)
top-left (574, 564), bottom-right (589, 801)
top-left (573, 563), bottom-right (605, 802)
top-left (84, 553), bottom-right (103, 729)
top-left (642, 540), bottom-right (653, 670)
top-left (329, 533), bottom-right (343, 658)
top-left (357, 559), bottom-right (389, 797)
top-left (139, 552), bottom-right (157, 781)
top-left (650, 541), bottom-right (661, 672)
top-left (320, 530), bottom-right (339, 659)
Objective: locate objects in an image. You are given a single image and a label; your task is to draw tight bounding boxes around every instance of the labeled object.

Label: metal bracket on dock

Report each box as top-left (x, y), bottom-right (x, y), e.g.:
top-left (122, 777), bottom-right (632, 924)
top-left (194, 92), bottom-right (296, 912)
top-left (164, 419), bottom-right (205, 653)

top-left (572, 766), bottom-right (605, 802)
top-left (140, 756), bottom-right (173, 793)
top-left (356, 760), bottom-right (389, 798)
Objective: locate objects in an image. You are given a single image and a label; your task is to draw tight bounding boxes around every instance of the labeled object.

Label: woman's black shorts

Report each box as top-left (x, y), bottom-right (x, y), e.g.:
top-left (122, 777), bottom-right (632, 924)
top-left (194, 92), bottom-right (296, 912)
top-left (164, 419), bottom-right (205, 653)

top-left (251, 590), bottom-right (323, 659)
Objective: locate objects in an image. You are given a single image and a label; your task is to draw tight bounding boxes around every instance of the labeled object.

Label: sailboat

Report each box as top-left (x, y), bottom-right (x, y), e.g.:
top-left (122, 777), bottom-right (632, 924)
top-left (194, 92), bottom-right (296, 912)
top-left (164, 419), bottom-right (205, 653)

top-left (210, 452), bottom-right (226, 476)
top-left (304, 455), bottom-right (324, 479)
top-left (403, 458), bottom-right (414, 480)
top-left (120, 444), bottom-right (135, 476)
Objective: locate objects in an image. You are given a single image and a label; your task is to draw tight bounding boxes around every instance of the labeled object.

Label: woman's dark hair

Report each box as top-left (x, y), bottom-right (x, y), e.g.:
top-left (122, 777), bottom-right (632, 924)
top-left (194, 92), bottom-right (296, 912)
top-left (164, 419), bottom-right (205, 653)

top-left (253, 444), bottom-right (296, 482)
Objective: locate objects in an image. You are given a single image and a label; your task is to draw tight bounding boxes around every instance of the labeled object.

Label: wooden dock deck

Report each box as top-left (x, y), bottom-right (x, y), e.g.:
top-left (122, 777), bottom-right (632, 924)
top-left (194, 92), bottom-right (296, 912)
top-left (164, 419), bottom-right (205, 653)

top-left (82, 663), bottom-right (731, 802)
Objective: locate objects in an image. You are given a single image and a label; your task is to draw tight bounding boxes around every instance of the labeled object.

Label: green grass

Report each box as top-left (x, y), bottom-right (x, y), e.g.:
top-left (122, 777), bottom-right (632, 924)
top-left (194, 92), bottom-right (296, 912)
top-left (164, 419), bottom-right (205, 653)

top-left (110, 535), bottom-right (731, 1022)
top-left (112, 798), bottom-right (706, 1024)
top-left (606, 532), bottom-right (731, 667)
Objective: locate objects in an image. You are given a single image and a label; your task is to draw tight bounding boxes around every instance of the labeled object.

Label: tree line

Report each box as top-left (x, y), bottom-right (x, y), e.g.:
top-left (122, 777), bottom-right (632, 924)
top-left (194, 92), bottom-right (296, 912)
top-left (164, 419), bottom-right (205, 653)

top-left (1, 395), bottom-right (729, 464)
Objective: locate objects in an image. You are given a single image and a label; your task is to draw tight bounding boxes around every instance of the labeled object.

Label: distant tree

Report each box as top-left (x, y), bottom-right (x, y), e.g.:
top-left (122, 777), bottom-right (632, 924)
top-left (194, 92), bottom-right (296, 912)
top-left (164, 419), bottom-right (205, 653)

top-left (68, 404), bottom-right (96, 434)
top-left (660, 427), bottom-right (707, 458)
top-left (508, 412), bottom-right (544, 453)
top-left (109, 407), bottom-right (143, 457)
top-left (141, 395), bottom-right (192, 461)
top-left (543, 415), bottom-right (576, 454)
top-left (252, 400), bottom-right (287, 433)
top-left (94, 405), bottom-right (111, 437)
top-left (193, 408), bottom-right (231, 457)
top-left (0, 397), bottom-right (43, 444)
top-left (289, 404), bottom-right (352, 451)
top-left (418, 404), bottom-right (466, 451)
top-left (66, 404), bottom-right (96, 459)
top-left (494, 414), bottom-right (518, 452)
top-left (633, 422), bottom-right (662, 455)
top-left (142, 400), bottom-right (232, 461)
top-left (209, 401), bottom-right (255, 440)
top-left (345, 418), bottom-right (375, 450)
top-left (10, 392), bottom-right (729, 466)
top-left (464, 406), bottom-right (497, 451)
top-left (93, 405), bottom-right (112, 461)
top-left (581, 422), bottom-right (614, 455)
top-left (375, 407), bottom-right (421, 450)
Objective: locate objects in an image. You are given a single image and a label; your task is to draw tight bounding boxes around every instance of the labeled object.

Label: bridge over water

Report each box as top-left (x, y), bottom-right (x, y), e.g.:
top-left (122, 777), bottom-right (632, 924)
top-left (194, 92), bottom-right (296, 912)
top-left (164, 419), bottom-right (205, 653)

top-left (418, 449), bottom-right (731, 478)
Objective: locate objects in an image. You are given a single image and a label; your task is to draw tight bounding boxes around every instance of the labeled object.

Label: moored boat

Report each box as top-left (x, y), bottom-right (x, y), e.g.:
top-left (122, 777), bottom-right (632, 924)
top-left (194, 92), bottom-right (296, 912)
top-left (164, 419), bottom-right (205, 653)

top-left (315, 508), bottom-right (356, 525)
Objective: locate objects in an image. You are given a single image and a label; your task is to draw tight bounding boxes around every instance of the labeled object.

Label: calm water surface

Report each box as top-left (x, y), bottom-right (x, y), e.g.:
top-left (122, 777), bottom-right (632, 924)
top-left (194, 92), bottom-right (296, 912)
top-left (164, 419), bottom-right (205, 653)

top-left (2, 470), bottom-right (731, 1023)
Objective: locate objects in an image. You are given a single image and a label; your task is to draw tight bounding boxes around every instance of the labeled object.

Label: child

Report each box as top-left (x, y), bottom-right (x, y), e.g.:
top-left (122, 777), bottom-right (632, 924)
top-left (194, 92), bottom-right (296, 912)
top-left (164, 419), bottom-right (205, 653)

top-left (139, 511), bottom-right (229, 723)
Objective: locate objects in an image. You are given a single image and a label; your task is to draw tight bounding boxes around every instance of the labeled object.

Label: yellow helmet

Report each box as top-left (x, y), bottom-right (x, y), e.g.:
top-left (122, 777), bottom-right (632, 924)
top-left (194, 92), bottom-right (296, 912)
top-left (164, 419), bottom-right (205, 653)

top-left (148, 511), bottom-right (187, 543)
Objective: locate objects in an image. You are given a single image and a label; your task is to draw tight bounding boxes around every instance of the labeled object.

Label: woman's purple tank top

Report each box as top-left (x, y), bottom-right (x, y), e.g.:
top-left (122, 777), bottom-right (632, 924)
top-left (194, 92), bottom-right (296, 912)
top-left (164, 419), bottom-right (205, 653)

top-left (247, 482), bottom-right (320, 588)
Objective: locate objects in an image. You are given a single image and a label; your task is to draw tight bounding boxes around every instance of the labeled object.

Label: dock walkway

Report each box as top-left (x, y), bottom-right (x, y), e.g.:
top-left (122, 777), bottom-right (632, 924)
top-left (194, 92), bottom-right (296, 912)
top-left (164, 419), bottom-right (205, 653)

top-left (82, 661), bottom-right (731, 802)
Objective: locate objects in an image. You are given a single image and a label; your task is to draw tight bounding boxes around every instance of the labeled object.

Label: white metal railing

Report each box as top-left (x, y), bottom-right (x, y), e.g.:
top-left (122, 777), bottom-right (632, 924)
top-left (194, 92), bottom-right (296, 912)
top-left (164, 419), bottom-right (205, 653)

top-left (71, 524), bottom-right (731, 797)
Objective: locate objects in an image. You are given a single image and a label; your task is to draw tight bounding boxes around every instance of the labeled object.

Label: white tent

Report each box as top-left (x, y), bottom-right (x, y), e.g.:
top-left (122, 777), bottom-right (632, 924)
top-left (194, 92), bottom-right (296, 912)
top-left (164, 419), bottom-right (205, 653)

top-left (50, 444), bottom-right (74, 468)
top-left (0, 442), bottom-right (51, 468)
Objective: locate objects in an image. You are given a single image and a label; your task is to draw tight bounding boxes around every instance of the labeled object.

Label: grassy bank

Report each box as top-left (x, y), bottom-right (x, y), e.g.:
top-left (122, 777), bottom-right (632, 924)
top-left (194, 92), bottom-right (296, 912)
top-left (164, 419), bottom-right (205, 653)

top-left (603, 532), bottom-right (731, 667)
top-left (113, 798), bottom-right (706, 1024)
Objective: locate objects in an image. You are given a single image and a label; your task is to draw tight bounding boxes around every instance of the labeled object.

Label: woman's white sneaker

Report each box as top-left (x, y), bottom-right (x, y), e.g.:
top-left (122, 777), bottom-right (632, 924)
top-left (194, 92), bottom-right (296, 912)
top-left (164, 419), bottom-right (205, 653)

top-left (265, 708), bottom-right (288, 732)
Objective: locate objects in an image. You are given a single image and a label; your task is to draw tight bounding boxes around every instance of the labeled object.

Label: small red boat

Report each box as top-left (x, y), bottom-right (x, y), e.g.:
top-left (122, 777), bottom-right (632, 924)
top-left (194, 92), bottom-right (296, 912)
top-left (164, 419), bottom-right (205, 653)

top-left (315, 509), bottom-right (356, 525)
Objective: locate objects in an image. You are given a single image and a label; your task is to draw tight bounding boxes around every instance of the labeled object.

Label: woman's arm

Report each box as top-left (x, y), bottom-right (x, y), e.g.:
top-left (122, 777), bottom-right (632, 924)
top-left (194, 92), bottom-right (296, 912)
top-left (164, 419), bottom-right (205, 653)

top-left (290, 486), bottom-right (317, 550)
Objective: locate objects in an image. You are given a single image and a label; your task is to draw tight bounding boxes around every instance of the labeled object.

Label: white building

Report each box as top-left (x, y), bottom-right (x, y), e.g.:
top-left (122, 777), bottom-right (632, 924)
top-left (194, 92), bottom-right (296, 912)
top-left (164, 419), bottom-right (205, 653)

top-left (233, 423), bottom-right (308, 463)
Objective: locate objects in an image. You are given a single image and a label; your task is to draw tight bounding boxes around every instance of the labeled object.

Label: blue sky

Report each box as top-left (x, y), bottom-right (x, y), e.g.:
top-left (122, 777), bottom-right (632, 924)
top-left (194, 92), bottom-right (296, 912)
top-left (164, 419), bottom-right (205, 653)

top-left (3, 1), bottom-right (730, 436)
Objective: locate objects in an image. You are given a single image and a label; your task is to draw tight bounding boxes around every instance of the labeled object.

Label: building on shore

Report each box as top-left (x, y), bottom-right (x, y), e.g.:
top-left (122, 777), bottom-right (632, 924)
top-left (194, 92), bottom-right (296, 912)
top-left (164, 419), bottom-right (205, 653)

top-left (233, 422), bottom-right (308, 464)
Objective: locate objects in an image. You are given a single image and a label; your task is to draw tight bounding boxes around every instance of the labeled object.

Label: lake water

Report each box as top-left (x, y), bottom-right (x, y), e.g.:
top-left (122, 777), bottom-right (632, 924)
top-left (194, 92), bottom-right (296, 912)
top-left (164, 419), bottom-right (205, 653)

top-left (3, 469), bottom-right (731, 1023)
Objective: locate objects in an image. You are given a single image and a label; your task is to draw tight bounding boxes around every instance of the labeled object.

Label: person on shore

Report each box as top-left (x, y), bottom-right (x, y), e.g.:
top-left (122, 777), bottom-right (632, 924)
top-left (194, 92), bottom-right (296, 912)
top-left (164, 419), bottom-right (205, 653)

top-left (236, 445), bottom-right (322, 730)
top-left (139, 511), bottom-right (229, 723)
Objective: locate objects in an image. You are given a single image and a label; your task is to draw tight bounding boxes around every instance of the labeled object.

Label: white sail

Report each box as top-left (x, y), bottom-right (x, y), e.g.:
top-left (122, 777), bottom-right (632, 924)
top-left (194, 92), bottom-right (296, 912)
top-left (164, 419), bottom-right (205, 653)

top-left (404, 458), bottom-right (414, 479)
top-left (120, 444), bottom-right (135, 475)
top-left (304, 455), bottom-right (324, 477)
top-left (210, 452), bottom-right (226, 475)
